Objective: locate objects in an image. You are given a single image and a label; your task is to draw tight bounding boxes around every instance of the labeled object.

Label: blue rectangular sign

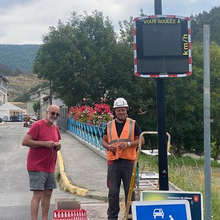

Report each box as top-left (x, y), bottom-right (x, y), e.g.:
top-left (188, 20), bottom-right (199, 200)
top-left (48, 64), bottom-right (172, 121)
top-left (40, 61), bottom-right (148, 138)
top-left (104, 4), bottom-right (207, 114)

top-left (132, 200), bottom-right (192, 220)
top-left (141, 191), bottom-right (203, 220)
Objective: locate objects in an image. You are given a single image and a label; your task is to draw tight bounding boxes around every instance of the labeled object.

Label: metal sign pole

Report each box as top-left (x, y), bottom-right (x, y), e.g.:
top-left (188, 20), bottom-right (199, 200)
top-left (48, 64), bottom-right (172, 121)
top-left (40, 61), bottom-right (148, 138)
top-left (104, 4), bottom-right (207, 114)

top-left (155, 0), bottom-right (169, 190)
top-left (50, 80), bottom-right (52, 105)
top-left (203, 24), bottom-right (211, 220)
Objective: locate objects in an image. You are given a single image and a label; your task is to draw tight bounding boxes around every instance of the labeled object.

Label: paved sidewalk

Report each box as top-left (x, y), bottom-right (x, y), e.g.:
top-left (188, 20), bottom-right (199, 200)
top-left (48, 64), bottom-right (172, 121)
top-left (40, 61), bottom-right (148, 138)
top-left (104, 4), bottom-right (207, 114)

top-left (57, 130), bottom-right (112, 200)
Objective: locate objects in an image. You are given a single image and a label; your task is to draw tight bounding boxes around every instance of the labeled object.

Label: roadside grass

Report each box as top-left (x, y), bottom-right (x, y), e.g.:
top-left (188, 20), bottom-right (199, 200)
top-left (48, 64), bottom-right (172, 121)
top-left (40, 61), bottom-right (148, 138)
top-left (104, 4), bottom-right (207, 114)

top-left (139, 154), bottom-right (220, 220)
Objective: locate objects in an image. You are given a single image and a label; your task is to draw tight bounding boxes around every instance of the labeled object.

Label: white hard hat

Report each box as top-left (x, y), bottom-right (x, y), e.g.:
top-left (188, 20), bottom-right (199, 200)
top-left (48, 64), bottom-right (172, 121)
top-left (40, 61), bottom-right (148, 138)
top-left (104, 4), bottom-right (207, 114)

top-left (113, 98), bottom-right (129, 108)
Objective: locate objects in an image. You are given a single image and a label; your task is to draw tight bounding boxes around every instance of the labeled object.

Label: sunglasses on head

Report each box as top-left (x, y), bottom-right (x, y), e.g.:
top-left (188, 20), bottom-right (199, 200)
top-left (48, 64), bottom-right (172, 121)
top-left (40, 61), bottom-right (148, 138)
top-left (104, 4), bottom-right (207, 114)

top-left (50, 111), bottom-right (60, 117)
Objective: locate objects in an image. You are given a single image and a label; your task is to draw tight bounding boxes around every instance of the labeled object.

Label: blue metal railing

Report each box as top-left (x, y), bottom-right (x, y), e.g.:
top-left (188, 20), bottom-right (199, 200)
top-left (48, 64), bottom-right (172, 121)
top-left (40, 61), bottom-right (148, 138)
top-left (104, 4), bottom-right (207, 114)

top-left (67, 118), bottom-right (107, 153)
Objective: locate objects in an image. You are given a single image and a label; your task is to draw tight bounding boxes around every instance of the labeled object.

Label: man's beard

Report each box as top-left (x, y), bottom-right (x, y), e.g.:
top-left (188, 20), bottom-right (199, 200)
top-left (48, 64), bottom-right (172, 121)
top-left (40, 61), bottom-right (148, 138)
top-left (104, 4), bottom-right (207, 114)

top-left (117, 116), bottom-right (126, 122)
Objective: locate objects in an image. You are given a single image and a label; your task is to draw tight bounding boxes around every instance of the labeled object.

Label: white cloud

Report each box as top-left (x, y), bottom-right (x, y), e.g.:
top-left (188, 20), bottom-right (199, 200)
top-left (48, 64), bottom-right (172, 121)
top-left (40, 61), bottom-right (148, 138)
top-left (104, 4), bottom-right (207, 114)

top-left (0, 0), bottom-right (219, 44)
top-left (162, 0), bottom-right (219, 16)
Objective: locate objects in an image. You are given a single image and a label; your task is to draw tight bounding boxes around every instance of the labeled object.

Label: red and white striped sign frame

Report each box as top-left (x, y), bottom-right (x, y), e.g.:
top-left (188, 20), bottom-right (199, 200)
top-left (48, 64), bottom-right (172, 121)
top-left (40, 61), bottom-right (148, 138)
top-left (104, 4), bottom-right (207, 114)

top-left (133, 15), bottom-right (192, 78)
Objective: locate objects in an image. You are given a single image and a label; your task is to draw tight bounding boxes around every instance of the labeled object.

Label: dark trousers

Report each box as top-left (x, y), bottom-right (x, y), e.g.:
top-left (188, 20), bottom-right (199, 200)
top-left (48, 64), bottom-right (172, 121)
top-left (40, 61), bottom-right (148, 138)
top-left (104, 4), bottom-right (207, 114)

top-left (107, 158), bottom-right (135, 220)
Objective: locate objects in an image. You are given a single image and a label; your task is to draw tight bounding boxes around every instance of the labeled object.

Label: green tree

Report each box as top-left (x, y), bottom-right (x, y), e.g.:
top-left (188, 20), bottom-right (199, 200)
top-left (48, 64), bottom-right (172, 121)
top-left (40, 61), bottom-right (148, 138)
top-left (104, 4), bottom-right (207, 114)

top-left (165, 42), bottom-right (220, 157)
top-left (165, 70), bottom-right (203, 155)
top-left (194, 41), bottom-right (220, 159)
top-left (209, 42), bottom-right (220, 160)
top-left (33, 100), bottom-right (40, 113)
top-left (33, 11), bottom-right (156, 134)
top-left (191, 6), bottom-right (220, 45)
top-left (33, 11), bottom-right (118, 107)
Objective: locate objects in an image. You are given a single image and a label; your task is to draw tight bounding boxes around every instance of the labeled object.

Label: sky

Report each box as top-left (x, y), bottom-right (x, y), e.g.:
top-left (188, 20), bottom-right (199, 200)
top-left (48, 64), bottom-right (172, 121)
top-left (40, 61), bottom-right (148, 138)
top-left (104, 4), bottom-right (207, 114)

top-left (0, 0), bottom-right (219, 45)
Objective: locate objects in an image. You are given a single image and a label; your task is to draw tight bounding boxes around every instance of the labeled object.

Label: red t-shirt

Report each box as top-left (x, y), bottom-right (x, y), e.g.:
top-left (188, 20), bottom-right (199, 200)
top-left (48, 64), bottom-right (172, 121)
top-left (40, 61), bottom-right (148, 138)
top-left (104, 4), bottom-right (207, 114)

top-left (26, 119), bottom-right (61, 172)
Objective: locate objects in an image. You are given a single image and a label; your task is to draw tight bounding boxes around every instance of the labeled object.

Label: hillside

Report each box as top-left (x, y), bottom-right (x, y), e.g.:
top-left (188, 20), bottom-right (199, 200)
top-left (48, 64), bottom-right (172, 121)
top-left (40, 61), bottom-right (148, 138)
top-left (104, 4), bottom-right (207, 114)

top-left (6, 74), bottom-right (47, 102)
top-left (0, 44), bottom-right (40, 72)
top-left (0, 45), bottom-right (48, 102)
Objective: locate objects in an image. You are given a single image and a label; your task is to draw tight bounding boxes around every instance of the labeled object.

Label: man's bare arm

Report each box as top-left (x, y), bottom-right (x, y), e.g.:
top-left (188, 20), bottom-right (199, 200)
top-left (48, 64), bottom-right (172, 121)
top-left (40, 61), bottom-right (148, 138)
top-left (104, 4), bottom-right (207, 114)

top-left (118, 136), bottom-right (145, 149)
top-left (22, 134), bottom-right (56, 149)
top-left (102, 134), bottom-right (116, 153)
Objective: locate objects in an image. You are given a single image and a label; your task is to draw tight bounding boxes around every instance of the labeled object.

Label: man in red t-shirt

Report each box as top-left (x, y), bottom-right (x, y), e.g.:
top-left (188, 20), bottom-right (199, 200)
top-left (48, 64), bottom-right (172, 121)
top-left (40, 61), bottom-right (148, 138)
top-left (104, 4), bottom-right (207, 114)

top-left (22, 105), bottom-right (61, 220)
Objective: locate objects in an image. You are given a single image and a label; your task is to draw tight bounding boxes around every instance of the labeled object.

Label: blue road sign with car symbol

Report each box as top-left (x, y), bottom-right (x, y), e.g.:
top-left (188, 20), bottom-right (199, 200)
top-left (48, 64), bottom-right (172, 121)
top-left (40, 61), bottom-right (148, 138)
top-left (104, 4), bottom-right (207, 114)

top-left (132, 200), bottom-right (192, 220)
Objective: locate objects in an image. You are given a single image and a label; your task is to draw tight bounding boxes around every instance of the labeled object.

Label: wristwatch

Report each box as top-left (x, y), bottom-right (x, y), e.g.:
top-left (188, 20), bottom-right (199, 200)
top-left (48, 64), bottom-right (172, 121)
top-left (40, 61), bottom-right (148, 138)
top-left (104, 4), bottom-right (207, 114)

top-left (127, 142), bottom-right (131, 147)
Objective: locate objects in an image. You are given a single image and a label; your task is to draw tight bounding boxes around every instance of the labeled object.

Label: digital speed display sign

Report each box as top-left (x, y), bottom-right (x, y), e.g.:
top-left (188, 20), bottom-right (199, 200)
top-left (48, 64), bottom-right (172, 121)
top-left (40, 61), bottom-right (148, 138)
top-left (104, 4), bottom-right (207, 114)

top-left (134, 15), bottom-right (192, 78)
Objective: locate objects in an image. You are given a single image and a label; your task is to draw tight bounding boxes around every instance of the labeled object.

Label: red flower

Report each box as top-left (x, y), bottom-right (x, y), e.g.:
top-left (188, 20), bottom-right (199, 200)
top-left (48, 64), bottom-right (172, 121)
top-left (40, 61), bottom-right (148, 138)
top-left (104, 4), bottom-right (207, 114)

top-left (68, 104), bottom-right (113, 125)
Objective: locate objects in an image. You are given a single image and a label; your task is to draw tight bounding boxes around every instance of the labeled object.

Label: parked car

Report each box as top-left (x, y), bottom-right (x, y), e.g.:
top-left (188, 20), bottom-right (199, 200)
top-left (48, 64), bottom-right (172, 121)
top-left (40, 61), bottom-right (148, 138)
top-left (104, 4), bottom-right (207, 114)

top-left (10, 115), bottom-right (19, 122)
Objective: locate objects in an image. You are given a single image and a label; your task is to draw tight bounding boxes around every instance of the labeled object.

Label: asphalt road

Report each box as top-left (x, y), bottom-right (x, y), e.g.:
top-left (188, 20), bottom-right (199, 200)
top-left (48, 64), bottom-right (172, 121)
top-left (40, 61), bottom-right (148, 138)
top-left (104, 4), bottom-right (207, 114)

top-left (0, 122), bottom-right (112, 220)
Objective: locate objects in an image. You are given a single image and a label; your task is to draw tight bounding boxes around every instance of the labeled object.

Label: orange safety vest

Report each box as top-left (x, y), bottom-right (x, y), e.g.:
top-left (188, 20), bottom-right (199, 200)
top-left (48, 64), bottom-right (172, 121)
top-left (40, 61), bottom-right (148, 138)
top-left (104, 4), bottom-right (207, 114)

top-left (106, 118), bottom-right (137, 161)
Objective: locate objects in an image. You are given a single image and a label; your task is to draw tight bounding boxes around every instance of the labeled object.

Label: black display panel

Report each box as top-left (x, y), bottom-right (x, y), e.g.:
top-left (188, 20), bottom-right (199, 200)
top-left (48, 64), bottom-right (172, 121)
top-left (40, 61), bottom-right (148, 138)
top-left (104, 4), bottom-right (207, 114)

top-left (142, 24), bottom-right (182, 56)
top-left (134, 16), bottom-right (191, 76)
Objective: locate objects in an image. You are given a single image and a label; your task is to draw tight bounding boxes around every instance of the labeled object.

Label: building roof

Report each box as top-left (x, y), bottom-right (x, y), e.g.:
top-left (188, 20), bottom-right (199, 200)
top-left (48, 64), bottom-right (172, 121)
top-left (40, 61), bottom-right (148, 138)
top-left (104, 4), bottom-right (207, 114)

top-left (28, 86), bottom-right (50, 96)
top-left (11, 102), bottom-right (27, 109)
top-left (0, 102), bottom-right (23, 111)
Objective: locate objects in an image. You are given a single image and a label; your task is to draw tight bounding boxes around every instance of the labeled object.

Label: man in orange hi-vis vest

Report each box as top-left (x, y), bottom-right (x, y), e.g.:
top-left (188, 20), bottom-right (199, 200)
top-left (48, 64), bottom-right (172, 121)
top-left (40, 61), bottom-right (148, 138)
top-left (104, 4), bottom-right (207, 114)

top-left (102, 97), bottom-right (145, 220)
